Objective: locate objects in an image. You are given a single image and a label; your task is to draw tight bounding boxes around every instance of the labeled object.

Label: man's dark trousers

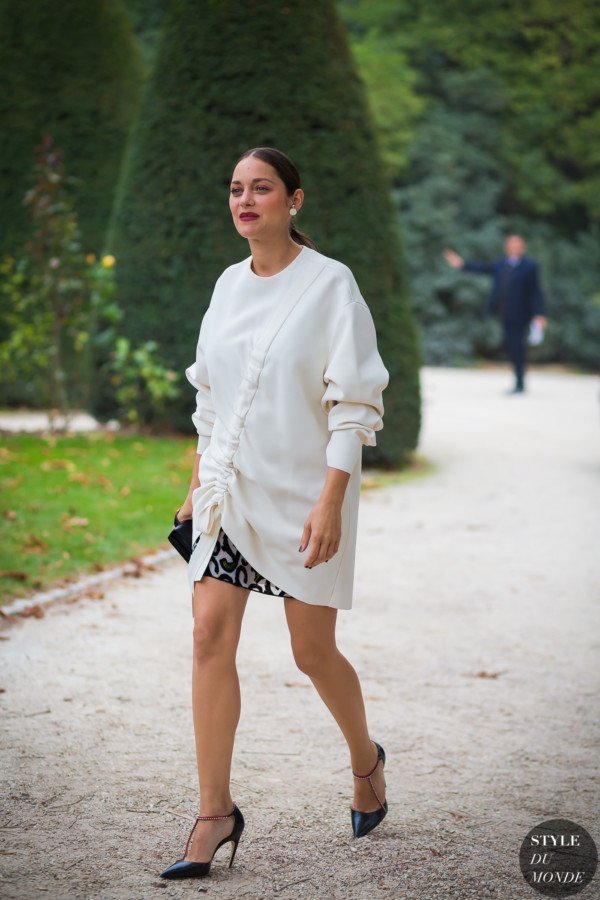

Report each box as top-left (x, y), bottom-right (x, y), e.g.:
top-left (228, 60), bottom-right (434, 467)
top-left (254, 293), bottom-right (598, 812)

top-left (462, 255), bottom-right (546, 391)
top-left (504, 325), bottom-right (526, 391)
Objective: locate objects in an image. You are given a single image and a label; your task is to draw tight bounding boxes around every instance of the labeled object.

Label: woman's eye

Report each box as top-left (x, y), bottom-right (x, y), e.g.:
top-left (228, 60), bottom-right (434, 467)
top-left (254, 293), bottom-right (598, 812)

top-left (230, 185), bottom-right (268, 194)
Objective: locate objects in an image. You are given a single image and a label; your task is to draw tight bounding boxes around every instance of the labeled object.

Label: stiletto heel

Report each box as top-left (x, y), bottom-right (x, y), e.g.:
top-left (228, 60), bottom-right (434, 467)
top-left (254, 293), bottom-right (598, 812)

top-left (350, 740), bottom-right (388, 838)
top-left (228, 835), bottom-right (240, 868)
top-left (160, 804), bottom-right (245, 879)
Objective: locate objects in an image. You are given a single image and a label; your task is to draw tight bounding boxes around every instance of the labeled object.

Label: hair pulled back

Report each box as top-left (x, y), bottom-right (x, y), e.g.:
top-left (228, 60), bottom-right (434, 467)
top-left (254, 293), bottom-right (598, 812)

top-left (234, 147), bottom-right (318, 250)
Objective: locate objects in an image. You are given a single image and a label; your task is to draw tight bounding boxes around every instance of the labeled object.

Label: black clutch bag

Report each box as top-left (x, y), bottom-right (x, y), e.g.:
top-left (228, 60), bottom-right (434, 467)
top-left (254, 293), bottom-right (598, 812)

top-left (168, 509), bottom-right (193, 562)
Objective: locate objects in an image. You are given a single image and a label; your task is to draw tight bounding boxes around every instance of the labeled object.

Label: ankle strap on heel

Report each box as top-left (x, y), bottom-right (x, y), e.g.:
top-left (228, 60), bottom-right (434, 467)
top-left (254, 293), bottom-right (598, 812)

top-left (352, 747), bottom-right (385, 810)
top-left (352, 743), bottom-right (380, 780)
top-left (352, 760), bottom-right (379, 779)
top-left (196, 806), bottom-right (236, 821)
top-left (183, 807), bottom-right (236, 859)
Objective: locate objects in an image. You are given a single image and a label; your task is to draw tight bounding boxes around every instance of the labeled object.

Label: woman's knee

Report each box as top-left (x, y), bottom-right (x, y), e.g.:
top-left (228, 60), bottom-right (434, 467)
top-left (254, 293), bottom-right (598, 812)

top-left (291, 637), bottom-right (336, 676)
top-left (192, 614), bottom-right (238, 665)
top-left (192, 579), bottom-right (246, 664)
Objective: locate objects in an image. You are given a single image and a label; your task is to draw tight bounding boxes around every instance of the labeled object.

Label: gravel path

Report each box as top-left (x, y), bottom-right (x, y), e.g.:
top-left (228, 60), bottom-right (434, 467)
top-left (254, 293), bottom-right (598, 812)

top-left (1, 366), bottom-right (599, 900)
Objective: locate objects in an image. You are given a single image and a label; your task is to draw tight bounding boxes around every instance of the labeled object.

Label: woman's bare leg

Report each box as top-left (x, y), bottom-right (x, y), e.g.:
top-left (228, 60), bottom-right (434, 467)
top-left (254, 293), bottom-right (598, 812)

top-left (283, 597), bottom-right (386, 812)
top-left (185, 576), bottom-right (249, 862)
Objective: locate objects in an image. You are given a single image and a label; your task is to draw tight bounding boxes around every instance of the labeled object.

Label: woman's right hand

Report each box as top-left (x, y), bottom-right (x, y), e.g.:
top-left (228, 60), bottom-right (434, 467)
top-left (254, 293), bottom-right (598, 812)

top-left (176, 498), bottom-right (193, 522)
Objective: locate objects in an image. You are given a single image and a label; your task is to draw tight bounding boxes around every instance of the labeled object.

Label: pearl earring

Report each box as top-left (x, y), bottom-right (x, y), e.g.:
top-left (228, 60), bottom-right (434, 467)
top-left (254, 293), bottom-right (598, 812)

top-left (289, 206), bottom-right (298, 217)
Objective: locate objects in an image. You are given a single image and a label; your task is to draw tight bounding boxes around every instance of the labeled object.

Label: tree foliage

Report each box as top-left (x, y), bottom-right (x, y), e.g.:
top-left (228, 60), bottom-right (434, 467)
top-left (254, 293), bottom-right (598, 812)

top-left (0, 138), bottom-right (110, 421)
top-left (0, 0), bottom-right (144, 255)
top-left (0, 138), bottom-right (179, 427)
top-left (122, 0), bottom-right (166, 69)
top-left (108, 0), bottom-right (421, 464)
top-left (340, 0), bottom-right (600, 368)
top-left (340, 0), bottom-right (600, 224)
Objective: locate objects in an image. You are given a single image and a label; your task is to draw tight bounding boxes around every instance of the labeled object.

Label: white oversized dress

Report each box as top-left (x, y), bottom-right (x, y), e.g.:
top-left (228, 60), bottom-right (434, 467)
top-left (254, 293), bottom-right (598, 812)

top-left (185, 245), bottom-right (389, 610)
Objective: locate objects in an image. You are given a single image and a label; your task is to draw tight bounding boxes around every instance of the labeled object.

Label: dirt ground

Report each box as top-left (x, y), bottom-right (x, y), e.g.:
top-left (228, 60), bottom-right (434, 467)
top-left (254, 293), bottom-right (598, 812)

top-left (1, 366), bottom-right (599, 900)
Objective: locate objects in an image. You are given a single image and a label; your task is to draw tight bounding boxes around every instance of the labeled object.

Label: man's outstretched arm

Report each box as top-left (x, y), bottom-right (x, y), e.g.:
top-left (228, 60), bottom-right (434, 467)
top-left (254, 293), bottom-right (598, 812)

top-left (442, 248), bottom-right (495, 274)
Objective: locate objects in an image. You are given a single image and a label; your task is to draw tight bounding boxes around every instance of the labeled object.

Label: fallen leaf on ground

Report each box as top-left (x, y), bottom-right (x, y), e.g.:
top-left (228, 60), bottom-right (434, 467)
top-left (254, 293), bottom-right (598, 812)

top-left (40, 458), bottom-right (76, 472)
top-left (22, 534), bottom-right (47, 554)
top-left (68, 471), bottom-right (89, 484)
top-left (0, 570), bottom-right (29, 581)
top-left (464, 670), bottom-right (503, 679)
top-left (62, 516), bottom-right (89, 529)
top-left (123, 557), bottom-right (155, 578)
top-left (18, 604), bottom-right (45, 619)
top-left (94, 475), bottom-right (114, 491)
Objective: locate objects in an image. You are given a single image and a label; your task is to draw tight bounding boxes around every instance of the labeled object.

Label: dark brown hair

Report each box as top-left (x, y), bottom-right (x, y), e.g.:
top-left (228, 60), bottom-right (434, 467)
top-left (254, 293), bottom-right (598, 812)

top-left (233, 147), bottom-right (318, 250)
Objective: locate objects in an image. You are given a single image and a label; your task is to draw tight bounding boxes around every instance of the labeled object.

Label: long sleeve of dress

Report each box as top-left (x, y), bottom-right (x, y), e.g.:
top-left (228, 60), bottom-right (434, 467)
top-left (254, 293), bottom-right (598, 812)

top-left (321, 300), bottom-right (389, 475)
top-left (185, 307), bottom-right (215, 454)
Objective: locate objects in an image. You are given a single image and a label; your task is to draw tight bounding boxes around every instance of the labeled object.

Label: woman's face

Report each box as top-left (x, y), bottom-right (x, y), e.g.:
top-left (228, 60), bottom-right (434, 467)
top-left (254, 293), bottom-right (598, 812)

top-left (229, 156), bottom-right (301, 241)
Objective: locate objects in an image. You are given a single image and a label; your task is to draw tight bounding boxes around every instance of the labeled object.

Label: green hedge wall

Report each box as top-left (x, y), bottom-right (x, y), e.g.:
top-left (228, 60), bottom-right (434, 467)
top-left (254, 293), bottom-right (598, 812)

top-left (108, 0), bottom-right (421, 465)
top-left (0, 0), bottom-right (144, 256)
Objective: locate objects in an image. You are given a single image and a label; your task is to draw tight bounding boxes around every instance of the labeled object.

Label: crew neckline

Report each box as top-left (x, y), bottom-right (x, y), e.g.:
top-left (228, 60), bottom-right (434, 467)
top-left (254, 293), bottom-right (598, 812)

top-left (247, 245), bottom-right (307, 280)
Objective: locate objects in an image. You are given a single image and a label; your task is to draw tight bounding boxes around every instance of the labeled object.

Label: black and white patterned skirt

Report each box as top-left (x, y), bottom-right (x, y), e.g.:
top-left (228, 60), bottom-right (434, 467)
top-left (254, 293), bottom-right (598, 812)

top-left (204, 527), bottom-right (291, 597)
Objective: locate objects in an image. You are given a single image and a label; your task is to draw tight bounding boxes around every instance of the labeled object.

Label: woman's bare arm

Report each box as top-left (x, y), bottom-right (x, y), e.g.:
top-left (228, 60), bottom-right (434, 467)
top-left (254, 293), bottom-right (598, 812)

top-left (177, 452), bottom-right (201, 521)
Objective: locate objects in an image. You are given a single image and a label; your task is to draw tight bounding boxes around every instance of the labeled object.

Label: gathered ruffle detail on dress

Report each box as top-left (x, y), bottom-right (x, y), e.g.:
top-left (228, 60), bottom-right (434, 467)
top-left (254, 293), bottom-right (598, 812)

top-left (191, 343), bottom-right (266, 546)
top-left (184, 247), bottom-right (386, 610)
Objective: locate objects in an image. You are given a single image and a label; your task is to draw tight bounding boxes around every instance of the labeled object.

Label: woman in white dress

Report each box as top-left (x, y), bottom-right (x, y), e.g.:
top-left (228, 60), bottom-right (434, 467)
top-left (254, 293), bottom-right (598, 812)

top-left (160, 147), bottom-right (390, 880)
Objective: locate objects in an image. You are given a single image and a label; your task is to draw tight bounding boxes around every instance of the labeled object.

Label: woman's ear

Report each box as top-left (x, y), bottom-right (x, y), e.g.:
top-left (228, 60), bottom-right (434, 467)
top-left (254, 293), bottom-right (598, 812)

top-left (293, 189), bottom-right (304, 212)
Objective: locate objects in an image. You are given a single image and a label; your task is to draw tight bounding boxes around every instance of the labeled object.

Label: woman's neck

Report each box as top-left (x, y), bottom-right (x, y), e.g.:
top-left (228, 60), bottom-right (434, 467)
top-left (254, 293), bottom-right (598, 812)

top-left (249, 237), bottom-right (302, 277)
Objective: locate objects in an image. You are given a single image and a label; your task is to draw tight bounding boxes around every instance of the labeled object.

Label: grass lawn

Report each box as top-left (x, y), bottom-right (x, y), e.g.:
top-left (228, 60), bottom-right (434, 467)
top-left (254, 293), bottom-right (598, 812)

top-left (0, 432), bottom-right (196, 603)
top-left (362, 454), bottom-right (435, 489)
top-left (0, 432), bottom-right (433, 604)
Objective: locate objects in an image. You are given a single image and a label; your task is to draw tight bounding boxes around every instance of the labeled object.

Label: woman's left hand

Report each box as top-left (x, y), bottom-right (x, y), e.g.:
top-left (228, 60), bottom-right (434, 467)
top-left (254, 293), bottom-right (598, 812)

top-left (299, 497), bottom-right (342, 568)
top-left (300, 466), bottom-right (350, 568)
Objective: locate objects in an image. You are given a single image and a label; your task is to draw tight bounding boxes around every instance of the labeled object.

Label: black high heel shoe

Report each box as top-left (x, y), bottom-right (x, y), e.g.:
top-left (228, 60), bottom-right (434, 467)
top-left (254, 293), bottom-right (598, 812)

top-left (350, 740), bottom-right (388, 838)
top-left (159, 804), bottom-right (244, 879)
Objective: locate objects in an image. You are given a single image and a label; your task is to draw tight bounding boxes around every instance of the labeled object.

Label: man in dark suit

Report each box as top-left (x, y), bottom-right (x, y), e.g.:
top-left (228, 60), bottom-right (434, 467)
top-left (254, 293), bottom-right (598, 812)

top-left (443, 235), bottom-right (548, 393)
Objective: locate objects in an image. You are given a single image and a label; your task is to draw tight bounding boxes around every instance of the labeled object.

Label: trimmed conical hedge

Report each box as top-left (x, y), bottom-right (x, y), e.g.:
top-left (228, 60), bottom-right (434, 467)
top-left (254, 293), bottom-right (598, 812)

top-left (109, 0), bottom-right (421, 464)
top-left (0, 0), bottom-right (144, 255)
top-left (122, 0), bottom-right (166, 69)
